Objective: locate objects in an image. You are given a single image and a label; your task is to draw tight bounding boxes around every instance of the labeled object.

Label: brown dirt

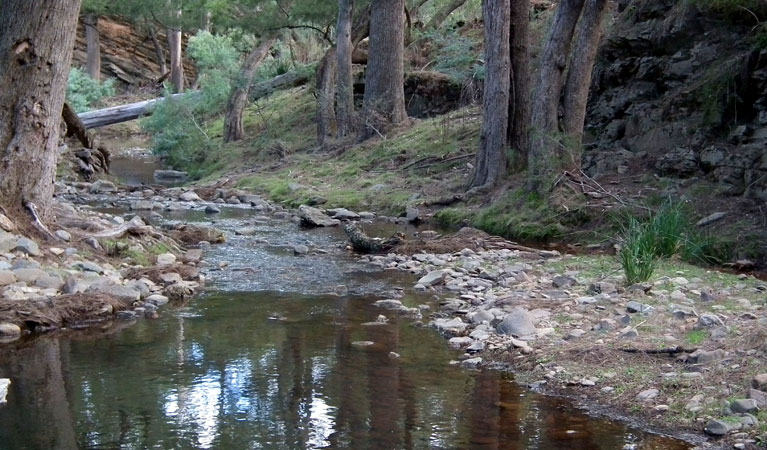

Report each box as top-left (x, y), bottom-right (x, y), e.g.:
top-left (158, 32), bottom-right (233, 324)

top-left (0, 294), bottom-right (131, 332)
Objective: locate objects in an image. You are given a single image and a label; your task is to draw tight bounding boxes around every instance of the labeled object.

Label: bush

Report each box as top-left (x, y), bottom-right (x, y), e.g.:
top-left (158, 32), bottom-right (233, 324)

top-left (421, 28), bottom-right (483, 83)
top-left (66, 67), bottom-right (115, 113)
top-left (620, 218), bottom-right (658, 284)
top-left (647, 200), bottom-right (688, 257)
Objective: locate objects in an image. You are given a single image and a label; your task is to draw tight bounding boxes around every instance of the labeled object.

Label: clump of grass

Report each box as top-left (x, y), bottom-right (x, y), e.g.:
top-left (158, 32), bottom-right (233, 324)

top-left (686, 329), bottom-right (708, 346)
top-left (620, 218), bottom-right (658, 284)
top-left (434, 208), bottom-right (473, 228)
top-left (682, 231), bottom-right (734, 265)
top-left (648, 200), bottom-right (688, 257)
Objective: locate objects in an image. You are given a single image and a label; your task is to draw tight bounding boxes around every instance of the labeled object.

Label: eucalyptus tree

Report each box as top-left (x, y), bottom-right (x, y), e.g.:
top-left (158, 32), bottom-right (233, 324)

top-left (0, 0), bottom-right (82, 222)
top-left (82, 0), bottom-right (109, 80)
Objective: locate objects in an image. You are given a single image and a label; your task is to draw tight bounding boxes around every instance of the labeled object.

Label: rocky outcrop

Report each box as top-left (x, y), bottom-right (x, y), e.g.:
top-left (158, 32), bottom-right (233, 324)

top-left (585, 0), bottom-right (767, 201)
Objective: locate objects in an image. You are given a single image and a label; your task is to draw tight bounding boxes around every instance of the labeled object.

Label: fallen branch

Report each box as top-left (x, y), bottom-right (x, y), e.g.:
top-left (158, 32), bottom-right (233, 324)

top-left (620, 346), bottom-right (696, 355)
top-left (24, 202), bottom-right (58, 241)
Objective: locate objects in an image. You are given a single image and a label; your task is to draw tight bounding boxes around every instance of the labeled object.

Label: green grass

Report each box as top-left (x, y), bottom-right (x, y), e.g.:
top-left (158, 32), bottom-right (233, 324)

top-left (686, 330), bottom-right (708, 346)
top-left (620, 218), bottom-right (658, 284)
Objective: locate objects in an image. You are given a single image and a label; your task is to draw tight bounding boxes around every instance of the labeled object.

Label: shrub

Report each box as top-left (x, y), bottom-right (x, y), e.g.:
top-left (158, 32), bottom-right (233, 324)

top-left (66, 67), bottom-right (115, 113)
top-left (647, 200), bottom-right (688, 257)
top-left (421, 28), bottom-right (483, 83)
top-left (620, 218), bottom-right (658, 284)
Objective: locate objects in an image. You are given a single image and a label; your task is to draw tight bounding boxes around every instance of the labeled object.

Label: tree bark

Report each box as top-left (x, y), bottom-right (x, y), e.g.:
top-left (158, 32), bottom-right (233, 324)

top-left (84, 13), bottom-right (101, 81)
top-left (316, 48), bottom-right (337, 145)
top-left (527, 0), bottom-right (586, 192)
top-left (223, 38), bottom-right (277, 143)
top-left (561, 0), bottom-right (610, 155)
top-left (508, 0), bottom-right (532, 170)
top-left (361, 0), bottom-right (408, 139)
top-left (0, 0), bottom-right (82, 221)
top-left (469, 0), bottom-right (510, 189)
top-left (148, 25), bottom-right (168, 76)
top-left (336, 0), bottom-right (356, 137)
top-left (167, 9), bottom-right (185, 92)
top-left (425, 0), bottom-right (469, 29)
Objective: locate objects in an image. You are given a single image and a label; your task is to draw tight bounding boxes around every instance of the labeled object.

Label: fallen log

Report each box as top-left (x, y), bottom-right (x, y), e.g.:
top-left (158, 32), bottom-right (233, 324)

top-left (78, 70), bottom-right (312, 129)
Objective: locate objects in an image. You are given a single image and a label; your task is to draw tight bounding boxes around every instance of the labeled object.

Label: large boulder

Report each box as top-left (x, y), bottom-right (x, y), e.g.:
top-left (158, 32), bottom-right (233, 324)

top-left (298, 205), bottom-right (340, 227)
top-left (496, 308), bottom-right (536, 337)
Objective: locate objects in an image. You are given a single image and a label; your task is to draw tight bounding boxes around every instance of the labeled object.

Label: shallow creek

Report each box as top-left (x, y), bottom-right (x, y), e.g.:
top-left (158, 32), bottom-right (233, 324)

top-left (0, 170), bottom-right (692, 449)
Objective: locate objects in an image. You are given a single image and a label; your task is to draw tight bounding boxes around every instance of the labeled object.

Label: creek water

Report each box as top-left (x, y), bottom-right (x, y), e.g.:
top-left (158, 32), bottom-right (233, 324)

top-left (0, 164), bottom-right (693, 449)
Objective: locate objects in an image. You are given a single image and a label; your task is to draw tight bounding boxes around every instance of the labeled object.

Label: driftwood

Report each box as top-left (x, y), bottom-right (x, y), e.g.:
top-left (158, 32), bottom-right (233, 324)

top-left (62, 102), bottom-right (111, 179)
top-left (344, 222), bottom-right (404, 254)
top-left (620, 346), bottom-right (696, 355)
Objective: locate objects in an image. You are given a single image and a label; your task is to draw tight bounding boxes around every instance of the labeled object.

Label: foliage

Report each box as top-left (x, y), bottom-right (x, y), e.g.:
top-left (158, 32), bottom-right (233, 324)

top-left (619, 218), bottom-right (658, 284)
top-left (682, 230), bottom-right (734, 265)
top-left (66, 68), bottom-right (115, 113)
top-left (647, 200), bottom-right (688, 258)
top-left (421, 28), bottom-right (483, 83)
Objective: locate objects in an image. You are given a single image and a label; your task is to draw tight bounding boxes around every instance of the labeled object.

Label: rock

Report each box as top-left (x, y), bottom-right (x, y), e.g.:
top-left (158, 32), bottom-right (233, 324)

top-left (292, 244), bottom-right (309, 256)
top-left (13, 268), bottom-right (44, 283)
top-left (671, 305), bottom-right (697, 319)
top-left (417, 270), bottom-right (447, 287)
top-left (752, 374), bottom-right (767, 391)
top-left (327, 208), bottom-right (360, 220)
top-left (116, 311), bottom-right (137, 321)
top-left (626, 301), bottom-right (654, 314)
top-left (35, 273), bottom-right (64, 290)
top-left (298, 205), bottom-right (340, 227)
top-left (405, 207), bottom-right (420, 223)
top-left (0, 378), bottom-right (9, 403)
top-left (159, 273), bottom-right (182, 284)
top-left (460, 357), bottom-right (482, 369)
top-left (566, 329), bottom-right (586, 340)
top-left (704, 419), bottom-right (735, 436)
top-left (552, 275), bottom-right (576, 288)
top-left (696, 212), bottom-right (726, 227)
top-left (70, 261), bottom-right (105, 274)
top-left (748, 388), bottom-right (767, 408)
top-left (620, 326), bottom-right (638, 339)
top-left (205, 205), bottom-right (221, 214)
top-left (14, 237), bottom-right (41, 256)
top-left (731, 399), bottom-right (759, 414)
top-left (89, 180), bottom-right (117, 193)
top-left (0, 214), bottom-right (15, 232)
top-left (0, 323), bottom-right (21, 338)
top-left (156, 253), bottom-right (176, 265)
top-left (470, 310), bottom-right (494, 324)
top-left (49, 248), bottom-right (65, 256)
top-left (431, 317), bottom-right (467, 334)
top-left (373, 299), bottom-right (405, 310)
top-left (183, 249), bottom-right (203, 263)
top-left (154, 170), bottom-right (188, 181)
top-left (179, 191), bottom-right (201, 202)
top-left (131, 200), bottom-right (156, 211)
top-left (539, 250), bottom-right (561, 258)
top-left (693, 349), bottom-right (725, 364)
top-left (87, 280), bottom-right (141, 302)
top-left (636, 388), bottom-right (659, 401)
top-left (146, 294), bottom-right (169, 306)
top-left (62, 277), bottom-right (86, 295)
top-left (587, 281), bottom-right (617, 294)
top-left (698, 313), bottom-right (724, 328)
top-left (234, 227), bottom-right (258, 236)
top-left (496, 308), bottom-right (536, 337)
top-left (0, 270), bottom-right (15, 286)
top-left (580, 378), bottom-right (596, 387)
top-left (448, 337), bottom-right (474, 349)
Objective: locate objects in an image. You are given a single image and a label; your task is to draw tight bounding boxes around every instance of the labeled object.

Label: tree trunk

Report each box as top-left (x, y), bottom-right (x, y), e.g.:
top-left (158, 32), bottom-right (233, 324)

top-left (561, 0), bottom-right (610, 156)
top-left (148, 25), bottom-right (168, 76)
top-left (0, 0), bottom-right (82, 221)
top-left (223, 38), bottom-right (276, 143)
top-left (469, 0), bottom-right (510, 189)
top-left (527, 0), bottom-right (586, 192)
top-left (84, 13), bottom-right (101, 81)
top-left (316, 48), bottom-right (337, 145)
top-left (508, 0), bottom-right (532, 170)
top-left (336, 0), bottom-right (356, 137)
top-left (425, 0), bottom-right (468, 29)
top-left (361, 0), bottom-right (408, 139)
top-left (167, 9), bottom-right (185, 92)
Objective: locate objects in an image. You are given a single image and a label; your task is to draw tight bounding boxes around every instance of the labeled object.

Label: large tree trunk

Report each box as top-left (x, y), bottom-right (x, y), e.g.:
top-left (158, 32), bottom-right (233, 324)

top-left (561, 0), bottom-right (610, 156)
top-left (84, 13), bottom-right (101, 81)
top-left (527, 0), bottom-right (586, 192)
top-left (148, 25), bottom-right (168, 76)
top-left (508, 0), bottom-right (532, 170)
top-left (223, 38), bottom-right (276, 143)
top-left (0, 0), bottom-right (82, 221)
top-left (316, 48), bottom-right (337, 146)
top-left (336, 0), bottom-right (356, 137)
top-left (167, 9), bottom-right (185, 92)
top-left (425, 0), bottom-right (469, 29)
top-left (361, 0), bottom-right (408, 139)
top-left (469, 0), bottom-right (510, 189)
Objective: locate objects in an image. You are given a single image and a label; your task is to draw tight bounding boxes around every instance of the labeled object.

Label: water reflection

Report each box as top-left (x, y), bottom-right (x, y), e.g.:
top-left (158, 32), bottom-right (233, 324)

top-left (0, 292), bottom-right (690, 450)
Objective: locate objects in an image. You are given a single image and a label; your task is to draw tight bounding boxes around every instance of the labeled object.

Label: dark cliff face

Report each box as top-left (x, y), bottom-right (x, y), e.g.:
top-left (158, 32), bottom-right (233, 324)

top-left (584, 0), bottom-right (767, 202)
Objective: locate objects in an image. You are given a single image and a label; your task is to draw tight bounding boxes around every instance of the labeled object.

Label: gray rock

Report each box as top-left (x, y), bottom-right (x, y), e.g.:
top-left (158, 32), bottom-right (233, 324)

top-left (693, 349), bottom-right (725, 364)
top-left (626, 301), bottom-right (654, 314)
top-left (179, 191), bottom-right (202, 202)
top-left (89, 180), bottom-right (117, 193)
top-left (0, 323), bottom-right (21, 337)
top-left (496, 308), bottom-right (536, 337)
top-left (156, 253), bottom-right (176, 265)
top-left (704, 419), bottom-right (734, 436)
top-left (146, 294), bottom-right (169, 306)
top-left (154, 170), bottom-right (188, 181)
top-left (14, 237), bottom-right (41, 256)
top-left (70, 261), bottom-right (105, 274)
top-left (298, 205), bottom-right (340, 227)
top-left (87, 280), bottom-right (141, 302)
top-left (431, 317), bottom-right (467, 334)
top-left (13, 268), bottom-right (44, 283)
top-left (405, 207), bottom-right (420, 223)
top-left (327, 208), bottom-right (360, 220)
top-left (620, 326), bottom-right (638, 339)
top-left (587, 281), bottom-right (617, 294)
top-left (748, 388), bottom-right (767, 408)
top-left (235, 227), bottom-right (259, 236)
top-left (417, 270), bottom-right (447, 286)
top-left (11, 259), bottom-right (40, 270)
top-left (293, 244), bottom-right (309, 256)
top-left (131, 200), bottom-right (156, 211)
top-left (460, 357), bottom-right (482, 369)
top-left (35, 273), bottom-right (64, 290)
top-left (55, 230), bottom-right (71, 242)
top-left (552, 275), bottom-right (576, 288)
top-left (731, 399), bottom-right (759, 413)
top-left (636, 388), bottom-right (659, 401)
top-left (0, 214), bottom-right (14, 232)
top-left (0, 270), bottom-right (16, 286)
top-left (698, 313), bottom-right (724, 328)
top-left (116, 310), bottom-right (138, 320)
top-left (205, 205), bottom-right (221, 214)
top-left (470, 310), bottom-right (494, 324)
top-left (696, 212), bottom-right (726, 227)
top-left (752, 373), bottom-right (767, 391)
top-left (62, 277), bottom-right (86, 295)
top-left (566, 329), bottom-right (586, 340)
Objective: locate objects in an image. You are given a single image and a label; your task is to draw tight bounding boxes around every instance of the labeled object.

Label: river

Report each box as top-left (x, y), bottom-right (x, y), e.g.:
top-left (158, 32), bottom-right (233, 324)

top-left (0, 157), bottom-right (692, 450)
